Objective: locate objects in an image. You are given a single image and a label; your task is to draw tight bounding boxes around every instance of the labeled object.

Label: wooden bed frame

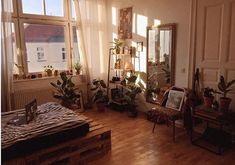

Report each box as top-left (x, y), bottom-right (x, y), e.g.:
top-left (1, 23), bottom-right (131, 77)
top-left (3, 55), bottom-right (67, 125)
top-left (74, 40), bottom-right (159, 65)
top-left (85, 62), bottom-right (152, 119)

top-left (4, 114), bottom-right (111, 165)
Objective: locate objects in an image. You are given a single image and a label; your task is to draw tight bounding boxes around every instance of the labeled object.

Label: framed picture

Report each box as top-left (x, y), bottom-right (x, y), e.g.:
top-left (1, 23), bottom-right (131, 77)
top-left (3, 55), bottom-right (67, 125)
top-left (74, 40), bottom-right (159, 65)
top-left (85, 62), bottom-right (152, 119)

top-left (165, 90), bottom-right (185, 111)
top-left (118, 7), bottom-right (132, 39)
top-left (25, 99), bottom-right (37, 123)
top-left (137, 42), bottom-right (143, 52)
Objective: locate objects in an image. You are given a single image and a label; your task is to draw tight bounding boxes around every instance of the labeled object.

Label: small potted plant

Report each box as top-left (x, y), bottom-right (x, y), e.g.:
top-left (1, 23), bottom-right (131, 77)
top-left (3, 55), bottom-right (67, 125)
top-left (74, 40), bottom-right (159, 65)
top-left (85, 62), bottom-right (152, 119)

top-left (90, 79), bottom-right (108, 111)
top-left (44, 65), bottom-right (54, 76)
top-left (110, 38), bottom-right (123, 54)
top-left (73, 61), bottom-right (82, 75)
top-left (50, 72), bottom-right (80, 109)
top-left (203, 87), bottom-right (215, 108)
top-left (216, 76), bottom-right (235, 113)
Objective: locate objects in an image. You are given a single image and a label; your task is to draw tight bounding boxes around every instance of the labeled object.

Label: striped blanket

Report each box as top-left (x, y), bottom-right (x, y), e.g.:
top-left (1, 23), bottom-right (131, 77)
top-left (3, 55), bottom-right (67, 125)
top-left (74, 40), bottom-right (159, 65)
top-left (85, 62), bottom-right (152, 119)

top-left (1, 102), bottom-right (87, 149)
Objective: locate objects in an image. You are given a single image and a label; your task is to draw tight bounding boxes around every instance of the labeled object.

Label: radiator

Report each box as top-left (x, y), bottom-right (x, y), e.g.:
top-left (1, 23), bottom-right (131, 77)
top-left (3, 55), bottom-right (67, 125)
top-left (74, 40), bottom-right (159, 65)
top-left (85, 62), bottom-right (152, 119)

top-left (12, 88), bottom-right (59, 110)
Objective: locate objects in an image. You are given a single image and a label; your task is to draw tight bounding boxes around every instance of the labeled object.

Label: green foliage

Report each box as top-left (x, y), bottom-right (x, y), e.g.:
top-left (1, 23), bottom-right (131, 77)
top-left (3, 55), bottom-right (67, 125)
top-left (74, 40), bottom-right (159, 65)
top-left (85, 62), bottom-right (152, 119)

top-left (110, 38), bottom-right (123, 52)
top-left (73, 61), bottom-right (82, 72)
top-left (203, 87), bottom-right (214, 98)
top-left (44, 65), bottom-right (54, 73)
top-left (123, 75), bottom-right (142, 105)
top-left (91, 79), bottom-right (108, 103)
top-left (50, 72), bottom-right (80, 104)
top-left (217, 76), bottom-right (235, 98)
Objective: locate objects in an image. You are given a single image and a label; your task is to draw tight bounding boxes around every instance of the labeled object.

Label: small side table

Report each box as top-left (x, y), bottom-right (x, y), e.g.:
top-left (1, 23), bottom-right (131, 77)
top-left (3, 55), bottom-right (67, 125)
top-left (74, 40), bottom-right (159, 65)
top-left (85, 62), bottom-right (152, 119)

top-left (191, 106), bottom-right (233, 154)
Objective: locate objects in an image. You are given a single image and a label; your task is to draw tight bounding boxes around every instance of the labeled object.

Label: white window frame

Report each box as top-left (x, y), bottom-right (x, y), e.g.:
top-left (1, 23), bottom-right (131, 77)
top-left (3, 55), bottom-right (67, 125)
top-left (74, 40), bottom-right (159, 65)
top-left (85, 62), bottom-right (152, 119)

top-left (11, 0), bottom-right (78, 75)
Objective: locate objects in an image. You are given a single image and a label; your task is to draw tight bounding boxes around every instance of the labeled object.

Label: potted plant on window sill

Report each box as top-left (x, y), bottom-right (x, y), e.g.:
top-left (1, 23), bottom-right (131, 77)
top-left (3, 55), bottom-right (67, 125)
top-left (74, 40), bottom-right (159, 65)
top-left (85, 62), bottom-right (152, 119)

top-left (91, 79), bottom-right (108, 111)
top-left (215, 76), bottom-right (235, 113)
top-left (50, 72), bottom-right (80, 109)
top-left (73, 61), bottom-right (82, 75)
top-left (203, 87), bottom-right (215, 108)
top-left (44, 65), bottom-right (54, 77)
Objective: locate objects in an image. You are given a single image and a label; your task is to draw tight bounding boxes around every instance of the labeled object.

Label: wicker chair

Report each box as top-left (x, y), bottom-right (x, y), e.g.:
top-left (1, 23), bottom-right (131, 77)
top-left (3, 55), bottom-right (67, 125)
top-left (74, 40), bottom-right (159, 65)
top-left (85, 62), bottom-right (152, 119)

top-left (151, 86), bottom-right (188, 142)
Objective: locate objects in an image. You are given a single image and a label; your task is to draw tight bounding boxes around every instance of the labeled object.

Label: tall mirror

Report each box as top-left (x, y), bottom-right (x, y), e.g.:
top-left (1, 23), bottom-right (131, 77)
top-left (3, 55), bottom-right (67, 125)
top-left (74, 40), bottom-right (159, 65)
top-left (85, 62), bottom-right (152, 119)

top-left (146, 23), bottom-right (176, 104)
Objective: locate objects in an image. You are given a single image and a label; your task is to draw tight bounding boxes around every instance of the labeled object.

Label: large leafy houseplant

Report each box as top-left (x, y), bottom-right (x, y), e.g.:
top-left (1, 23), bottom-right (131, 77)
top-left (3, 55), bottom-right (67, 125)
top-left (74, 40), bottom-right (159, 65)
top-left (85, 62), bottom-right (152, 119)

top-left (123, 74), bottom-right (142, 117)
top-left (90, 79), bottom-right (108, 111)
top-left (216, 76), bottom-right (235, 112)
top-left (50, 72), bottom-right (80, 108)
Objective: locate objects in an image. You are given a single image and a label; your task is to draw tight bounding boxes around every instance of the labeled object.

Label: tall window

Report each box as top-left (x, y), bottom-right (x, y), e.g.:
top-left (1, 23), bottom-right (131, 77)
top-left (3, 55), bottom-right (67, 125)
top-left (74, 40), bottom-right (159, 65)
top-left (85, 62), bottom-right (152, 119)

top-left (11, 0), bottom-right (80, 74)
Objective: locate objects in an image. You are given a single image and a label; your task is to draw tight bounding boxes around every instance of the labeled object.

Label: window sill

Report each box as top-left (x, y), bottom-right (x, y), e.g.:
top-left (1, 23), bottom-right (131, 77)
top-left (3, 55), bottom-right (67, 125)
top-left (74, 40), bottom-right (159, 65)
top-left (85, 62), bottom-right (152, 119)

top-left (13, 74), bottom-right (87, 92)
top-left (13, 74), bottom-right (85, 83)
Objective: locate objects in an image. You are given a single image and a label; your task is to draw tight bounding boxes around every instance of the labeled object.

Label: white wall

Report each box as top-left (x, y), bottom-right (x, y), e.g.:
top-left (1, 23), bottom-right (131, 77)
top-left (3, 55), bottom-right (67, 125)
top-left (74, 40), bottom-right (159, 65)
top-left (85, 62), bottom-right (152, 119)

top-left (106, 0), bottom-right (192, 111)
top-left (106, 0), bottom-right (191, 88)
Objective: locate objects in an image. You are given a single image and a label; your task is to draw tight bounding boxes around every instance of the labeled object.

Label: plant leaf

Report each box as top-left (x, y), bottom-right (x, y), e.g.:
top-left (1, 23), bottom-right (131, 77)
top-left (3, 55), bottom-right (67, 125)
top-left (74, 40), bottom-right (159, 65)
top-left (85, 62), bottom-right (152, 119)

top-left (227, 79), bottom-right (235, 88)
top-left (100, 80), bottom-right (107, 88)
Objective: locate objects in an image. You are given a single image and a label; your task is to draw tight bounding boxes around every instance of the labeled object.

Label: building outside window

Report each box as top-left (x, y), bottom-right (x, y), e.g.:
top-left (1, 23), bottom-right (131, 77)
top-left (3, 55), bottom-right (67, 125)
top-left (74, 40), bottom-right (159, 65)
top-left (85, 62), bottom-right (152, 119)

top-left (11, 0), bottom-right (79, 74)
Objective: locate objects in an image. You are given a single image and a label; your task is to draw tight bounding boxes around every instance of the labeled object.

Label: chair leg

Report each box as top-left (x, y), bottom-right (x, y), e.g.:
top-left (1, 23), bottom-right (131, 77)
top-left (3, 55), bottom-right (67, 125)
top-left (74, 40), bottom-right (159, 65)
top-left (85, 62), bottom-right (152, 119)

top-left (172, 120), bottom-right (175, 142)
top-left (152, 122), bottom-right (156, 133)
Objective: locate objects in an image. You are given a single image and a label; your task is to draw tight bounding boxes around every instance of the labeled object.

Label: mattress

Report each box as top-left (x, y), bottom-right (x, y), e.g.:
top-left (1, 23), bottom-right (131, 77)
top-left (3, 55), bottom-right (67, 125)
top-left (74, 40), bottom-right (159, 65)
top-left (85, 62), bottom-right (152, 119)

top-left (1, 102), bottom-right (89, 161)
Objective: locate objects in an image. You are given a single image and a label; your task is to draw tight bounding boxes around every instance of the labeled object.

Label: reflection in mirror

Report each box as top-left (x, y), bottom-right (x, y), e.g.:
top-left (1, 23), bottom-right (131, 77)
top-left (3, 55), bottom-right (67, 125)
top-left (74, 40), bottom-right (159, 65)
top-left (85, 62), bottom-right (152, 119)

top-left (146, 24), bottom-right (176, 104)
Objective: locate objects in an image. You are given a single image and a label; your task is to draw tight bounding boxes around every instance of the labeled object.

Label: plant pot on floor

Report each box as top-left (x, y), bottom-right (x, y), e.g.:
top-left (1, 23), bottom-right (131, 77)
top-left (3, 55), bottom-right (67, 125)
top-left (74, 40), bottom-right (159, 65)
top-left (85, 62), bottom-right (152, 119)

top-left (203, 96), bottom-right (214, 108)
top-left (96, 102), bottom-right (105, 112)
top-left (127, 105), bottom-right (138, 118)
top-left (220, 97), bottom-right (231, 113)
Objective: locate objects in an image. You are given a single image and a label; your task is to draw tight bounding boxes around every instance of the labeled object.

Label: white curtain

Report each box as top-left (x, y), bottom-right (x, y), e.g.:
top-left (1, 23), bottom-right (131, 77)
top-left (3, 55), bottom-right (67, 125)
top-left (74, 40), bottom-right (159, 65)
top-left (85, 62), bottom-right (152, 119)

top-left (74, 0), bottom-right (108, 82)
top-left (1, 0), bottom-right (14, 111)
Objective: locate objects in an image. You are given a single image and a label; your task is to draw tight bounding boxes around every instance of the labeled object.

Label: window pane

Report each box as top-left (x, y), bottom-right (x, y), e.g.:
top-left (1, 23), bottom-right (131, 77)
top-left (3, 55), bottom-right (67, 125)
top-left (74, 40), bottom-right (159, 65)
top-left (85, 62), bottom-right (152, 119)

top-left (24, 23), bottom-right (68, 72)
top-left (22, 0), bottom-right (64, 16)
top-left (11, 23), bottom-right (19, 74)
top-left (71, 0), bottom-right (76, 19)
top-left (72, 27), bottom-right (80, 63)
top-left (22, 0), bottom-right (44, 15)
top-left (45, 0), bottom-right (63, 16)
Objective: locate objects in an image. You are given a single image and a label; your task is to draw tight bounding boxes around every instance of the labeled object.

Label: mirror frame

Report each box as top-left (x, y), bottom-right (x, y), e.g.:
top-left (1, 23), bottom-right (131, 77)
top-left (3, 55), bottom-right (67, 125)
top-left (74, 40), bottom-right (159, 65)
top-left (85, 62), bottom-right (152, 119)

top-left (146, 23), bottom-right (176, 104)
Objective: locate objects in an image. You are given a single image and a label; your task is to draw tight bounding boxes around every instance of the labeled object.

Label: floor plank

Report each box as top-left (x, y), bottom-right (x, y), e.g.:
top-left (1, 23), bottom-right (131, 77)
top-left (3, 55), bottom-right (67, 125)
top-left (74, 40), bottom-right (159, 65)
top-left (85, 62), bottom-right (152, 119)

top-left (82, 108), bottom-right (235, 165)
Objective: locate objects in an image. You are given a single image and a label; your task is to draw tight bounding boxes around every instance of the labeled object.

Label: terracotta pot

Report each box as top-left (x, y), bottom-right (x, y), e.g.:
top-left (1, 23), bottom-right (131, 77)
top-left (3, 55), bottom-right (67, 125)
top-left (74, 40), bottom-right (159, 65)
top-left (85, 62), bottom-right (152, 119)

top-left (13, 74), bottom-right (19, 80)
top-left (76, 70), bottom-right (81, 75)
top-left (220, 97), bottom-right (231, 113)
top-left (47, 70), bottom-right (53, 77)
top-left (54, 70), bottom-right (58, 76)
top-left (203, 96), bottom-right (214, 108)
top-left (96, 102), bottom-right (105, 112)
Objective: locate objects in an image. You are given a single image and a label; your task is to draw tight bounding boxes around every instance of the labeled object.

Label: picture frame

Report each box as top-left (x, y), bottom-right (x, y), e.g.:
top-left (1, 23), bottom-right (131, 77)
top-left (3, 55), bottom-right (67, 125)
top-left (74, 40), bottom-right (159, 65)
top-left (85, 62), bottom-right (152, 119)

top-left (165, 90), bottom-right (185, 111)
top-left (25, 99), bottom-right (37, 123)
top-left (137, 42), bottom-right (143, 52)
top-left (118, 7), bottom-right (133, 39)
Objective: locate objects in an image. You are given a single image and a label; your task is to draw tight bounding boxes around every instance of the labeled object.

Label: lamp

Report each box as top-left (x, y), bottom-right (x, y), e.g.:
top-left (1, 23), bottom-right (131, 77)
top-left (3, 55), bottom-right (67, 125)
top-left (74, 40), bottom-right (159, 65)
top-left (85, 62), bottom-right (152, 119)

top-left (124, 62), bottom-right (134, 71)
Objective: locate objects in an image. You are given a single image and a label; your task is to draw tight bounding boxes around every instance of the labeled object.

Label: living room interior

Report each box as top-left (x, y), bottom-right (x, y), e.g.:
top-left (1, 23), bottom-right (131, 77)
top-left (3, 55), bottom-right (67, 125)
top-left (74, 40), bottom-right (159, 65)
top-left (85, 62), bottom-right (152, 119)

top-left (1, 0), bottom-right (235, 164)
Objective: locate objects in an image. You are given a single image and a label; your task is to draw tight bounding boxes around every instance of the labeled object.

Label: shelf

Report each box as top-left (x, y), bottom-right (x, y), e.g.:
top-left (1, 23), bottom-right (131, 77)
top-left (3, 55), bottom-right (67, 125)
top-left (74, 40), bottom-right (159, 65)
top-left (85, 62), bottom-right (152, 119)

top-left (111, 53), bottom-right (131, 56)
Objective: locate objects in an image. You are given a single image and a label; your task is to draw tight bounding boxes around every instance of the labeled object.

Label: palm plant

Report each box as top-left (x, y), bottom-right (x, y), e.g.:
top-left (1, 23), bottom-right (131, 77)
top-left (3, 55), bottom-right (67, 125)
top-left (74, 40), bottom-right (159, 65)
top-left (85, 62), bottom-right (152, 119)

top-left (73, 61), bottom-right (82, 74)
top-left (110, 38), bottom-right (123, 54)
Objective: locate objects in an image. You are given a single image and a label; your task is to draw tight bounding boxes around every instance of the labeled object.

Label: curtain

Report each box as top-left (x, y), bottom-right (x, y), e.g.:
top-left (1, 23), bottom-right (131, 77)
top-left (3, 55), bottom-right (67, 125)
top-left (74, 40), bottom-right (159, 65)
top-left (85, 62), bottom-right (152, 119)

top-left (74, 0), bottom-right (108, 82)
top-left (1, 0), bottom-right (14, 111)
top-left (73, 0), bottom-right (108, 104)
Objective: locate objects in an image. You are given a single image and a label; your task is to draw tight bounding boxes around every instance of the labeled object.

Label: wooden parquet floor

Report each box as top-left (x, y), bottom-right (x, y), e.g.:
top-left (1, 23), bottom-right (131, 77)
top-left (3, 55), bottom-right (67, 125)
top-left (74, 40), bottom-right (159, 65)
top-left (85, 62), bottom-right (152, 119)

top-left (83, 108), bottom-right (235, 165)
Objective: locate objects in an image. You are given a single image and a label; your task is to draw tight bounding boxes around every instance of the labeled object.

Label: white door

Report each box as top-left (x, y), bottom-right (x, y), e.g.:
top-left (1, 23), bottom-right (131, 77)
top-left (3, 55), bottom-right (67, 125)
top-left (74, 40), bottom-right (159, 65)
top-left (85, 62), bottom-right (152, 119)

top-left (195, 0), bottom-right (235, 110)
